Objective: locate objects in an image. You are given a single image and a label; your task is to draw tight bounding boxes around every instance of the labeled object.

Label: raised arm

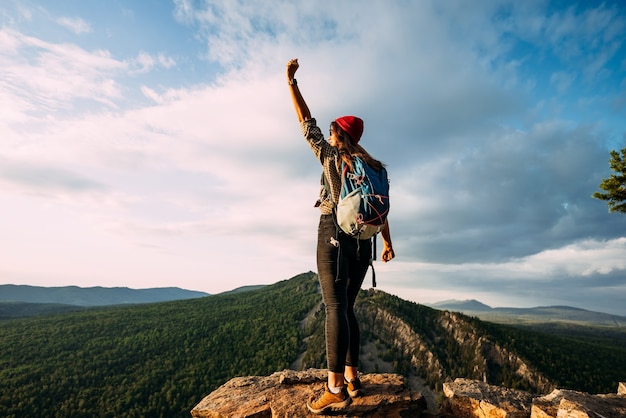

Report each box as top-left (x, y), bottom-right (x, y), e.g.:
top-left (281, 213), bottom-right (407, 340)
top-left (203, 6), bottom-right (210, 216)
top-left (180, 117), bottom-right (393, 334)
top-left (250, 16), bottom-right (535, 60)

top-left (286, 58), bottom-right (311, 123)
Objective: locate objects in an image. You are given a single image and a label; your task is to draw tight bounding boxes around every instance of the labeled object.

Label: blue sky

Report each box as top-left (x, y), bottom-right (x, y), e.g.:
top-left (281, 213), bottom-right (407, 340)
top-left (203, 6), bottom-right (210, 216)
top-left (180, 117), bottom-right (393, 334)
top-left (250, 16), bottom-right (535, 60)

top-left (1, 0), bottom-right (625, 315)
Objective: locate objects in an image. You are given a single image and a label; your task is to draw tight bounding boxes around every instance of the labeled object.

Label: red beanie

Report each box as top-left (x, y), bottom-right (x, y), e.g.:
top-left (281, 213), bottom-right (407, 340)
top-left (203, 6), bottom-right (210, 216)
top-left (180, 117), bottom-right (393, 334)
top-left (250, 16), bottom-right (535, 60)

top-left (335, 116), bottom-right (364, 144)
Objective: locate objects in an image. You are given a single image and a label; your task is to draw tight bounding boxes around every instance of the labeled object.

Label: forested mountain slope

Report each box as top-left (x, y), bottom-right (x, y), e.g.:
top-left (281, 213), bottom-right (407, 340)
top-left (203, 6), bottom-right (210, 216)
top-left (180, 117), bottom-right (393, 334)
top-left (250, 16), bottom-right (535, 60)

top-left (1, 272), bottom-right (623, 418)
top-left (356, 290), bottom-right (625, 394)
top-left (0, 301), bottom-right (88, 320)
top-left (0, 273), bottom-right (318, 417)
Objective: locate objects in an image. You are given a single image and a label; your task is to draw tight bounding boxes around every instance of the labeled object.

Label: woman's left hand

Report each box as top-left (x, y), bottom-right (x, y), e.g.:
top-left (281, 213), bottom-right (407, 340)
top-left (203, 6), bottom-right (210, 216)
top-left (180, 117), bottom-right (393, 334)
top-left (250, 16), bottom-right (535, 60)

top-left (382, 243), bottom-right (395, 262)
top-left (380, 221), bottom-right (395, 262)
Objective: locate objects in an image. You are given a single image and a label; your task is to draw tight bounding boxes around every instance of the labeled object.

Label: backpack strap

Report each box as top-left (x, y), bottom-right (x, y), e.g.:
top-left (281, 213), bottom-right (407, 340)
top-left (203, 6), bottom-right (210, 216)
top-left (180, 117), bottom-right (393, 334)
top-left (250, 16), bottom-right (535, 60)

top-left (370, 235), bottom-right (377, 288)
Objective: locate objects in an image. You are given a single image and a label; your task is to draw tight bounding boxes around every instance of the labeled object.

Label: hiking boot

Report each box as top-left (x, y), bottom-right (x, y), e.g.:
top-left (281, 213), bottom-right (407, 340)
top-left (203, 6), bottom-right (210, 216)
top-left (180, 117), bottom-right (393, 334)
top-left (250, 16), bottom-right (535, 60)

top-left (345, 376), bottom-right (364, 398)
top-left (306, 384), bottom-right (352, 415)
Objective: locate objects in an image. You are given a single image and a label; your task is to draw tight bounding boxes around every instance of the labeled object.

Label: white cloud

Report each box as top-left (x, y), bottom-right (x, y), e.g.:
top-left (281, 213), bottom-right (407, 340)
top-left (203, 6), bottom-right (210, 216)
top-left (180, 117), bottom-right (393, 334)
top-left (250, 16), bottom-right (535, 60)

top-left (158, 53), bottom-right (176, 68)
top-left (56, 16), bottom-right (91, 34)
top-left (133, 51), bottom-right (155, 73)
top-left (532, 238), bottom-right (626, 276)
top-left (130, 51), bottom-right (177, 74)
top-left (140, 85), bottom-right (163, 104)
top-left (0, 28), bottom-right (125, 112)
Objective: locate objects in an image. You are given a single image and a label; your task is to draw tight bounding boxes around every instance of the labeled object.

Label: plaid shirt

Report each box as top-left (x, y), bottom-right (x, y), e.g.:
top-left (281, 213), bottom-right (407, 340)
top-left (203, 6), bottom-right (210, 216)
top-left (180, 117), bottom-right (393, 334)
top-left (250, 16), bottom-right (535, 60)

top-left (301, 118), bottom-right (342, 215)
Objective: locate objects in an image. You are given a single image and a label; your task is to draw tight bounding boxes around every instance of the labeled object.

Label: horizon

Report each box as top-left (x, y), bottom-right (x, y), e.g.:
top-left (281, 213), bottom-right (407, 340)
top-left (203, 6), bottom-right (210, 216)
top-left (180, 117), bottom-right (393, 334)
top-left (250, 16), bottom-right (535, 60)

top-left (1, 1), bottom-right (625, 316)
top-left (2, 280), bottom-right (625, 318)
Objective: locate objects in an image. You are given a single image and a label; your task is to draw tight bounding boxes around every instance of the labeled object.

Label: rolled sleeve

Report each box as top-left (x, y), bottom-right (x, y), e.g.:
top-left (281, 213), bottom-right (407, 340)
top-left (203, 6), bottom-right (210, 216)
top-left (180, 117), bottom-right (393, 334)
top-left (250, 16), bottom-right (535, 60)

top-left (301, 118), bottom-right (342, 214)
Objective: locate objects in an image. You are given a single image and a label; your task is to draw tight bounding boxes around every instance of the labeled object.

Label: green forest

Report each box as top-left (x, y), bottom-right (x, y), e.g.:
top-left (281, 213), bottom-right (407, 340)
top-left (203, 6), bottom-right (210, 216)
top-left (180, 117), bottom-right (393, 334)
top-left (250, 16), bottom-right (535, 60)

top-left (1, 272), bottom-right (624, 417)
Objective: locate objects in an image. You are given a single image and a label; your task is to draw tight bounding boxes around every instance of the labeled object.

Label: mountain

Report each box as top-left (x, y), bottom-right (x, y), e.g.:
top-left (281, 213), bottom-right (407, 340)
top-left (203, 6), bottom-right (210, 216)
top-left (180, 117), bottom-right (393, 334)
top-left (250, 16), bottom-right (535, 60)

top-left (1, 272), bottom-right (624, 417)
top-left (430, 299), bottom-right (493, 311)
top-left (0, 284), bottom-right (209, 306)
top-left (430, 299), bottom-right (626, 327)
top-left (220, 284), bottom-right (267, 294)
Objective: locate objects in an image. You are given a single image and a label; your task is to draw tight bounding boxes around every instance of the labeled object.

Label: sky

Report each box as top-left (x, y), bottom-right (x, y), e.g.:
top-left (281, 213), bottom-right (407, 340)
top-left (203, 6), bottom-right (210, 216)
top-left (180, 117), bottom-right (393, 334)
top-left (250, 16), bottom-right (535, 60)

top-left (1, 0), bottom-right (625, 316)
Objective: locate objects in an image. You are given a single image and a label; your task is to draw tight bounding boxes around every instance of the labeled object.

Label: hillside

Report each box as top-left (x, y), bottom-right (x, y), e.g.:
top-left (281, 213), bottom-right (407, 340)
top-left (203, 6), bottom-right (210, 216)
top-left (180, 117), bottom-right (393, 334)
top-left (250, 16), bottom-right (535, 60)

top-left (0, 284), bottom-right (209, 307)
top-left (0, 301), bottom-right (88, 320)
top-left (1, 272), bottom-right (624, 418)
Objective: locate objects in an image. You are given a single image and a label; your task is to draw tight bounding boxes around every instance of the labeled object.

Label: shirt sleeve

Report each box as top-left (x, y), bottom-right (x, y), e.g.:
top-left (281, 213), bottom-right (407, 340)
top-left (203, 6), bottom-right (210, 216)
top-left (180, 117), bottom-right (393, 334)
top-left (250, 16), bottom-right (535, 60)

top-left (301, 118), bottom-right (342, 214)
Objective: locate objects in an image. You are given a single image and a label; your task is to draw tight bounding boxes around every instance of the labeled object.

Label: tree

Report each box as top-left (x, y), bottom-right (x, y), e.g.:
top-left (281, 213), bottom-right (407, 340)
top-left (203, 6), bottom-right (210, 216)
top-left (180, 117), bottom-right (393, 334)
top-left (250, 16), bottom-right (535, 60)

top-left (593, 148), bottom-right (626, 214)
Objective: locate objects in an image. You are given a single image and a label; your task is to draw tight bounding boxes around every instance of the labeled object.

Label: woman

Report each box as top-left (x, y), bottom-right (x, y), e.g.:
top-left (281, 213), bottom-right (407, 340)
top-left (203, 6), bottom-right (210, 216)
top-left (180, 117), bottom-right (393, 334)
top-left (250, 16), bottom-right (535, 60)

top-left (286, 58), bottom-right (395, 415)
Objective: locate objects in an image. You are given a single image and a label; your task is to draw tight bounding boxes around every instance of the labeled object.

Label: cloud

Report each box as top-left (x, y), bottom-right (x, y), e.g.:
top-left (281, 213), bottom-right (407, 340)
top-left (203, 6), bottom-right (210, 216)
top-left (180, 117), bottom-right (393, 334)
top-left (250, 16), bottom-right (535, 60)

top-left (157, 53), bottom-right (176, 68)
top-left (534, 237), bottom-right (626, 276)
top-left (0, 23), bottom-right (184, 121)
top-left (140, 85), bottom-right (163, 104)
top-left (0, 28), bottom-right (125, 112)
top-left (131, 51), bottom-right (177, 74)
top-left (390, 117), bottom-right (619, 265)
top-left (133, 51), bottom-right (155, 73)
top-left (173, 0), bottom-right (289, 66)
top-left (1, 1), bottom-right (625, 315)
top-left (382, 237), bottom-right (626, 314)
top-left (550, 71), bottom-right (575, 93)
top-left (0, 158), bottom-right (106, 194)
top-left (56, 16), bottom-right (91, 34)
top-left (506, 2), bottom-right (626, 84)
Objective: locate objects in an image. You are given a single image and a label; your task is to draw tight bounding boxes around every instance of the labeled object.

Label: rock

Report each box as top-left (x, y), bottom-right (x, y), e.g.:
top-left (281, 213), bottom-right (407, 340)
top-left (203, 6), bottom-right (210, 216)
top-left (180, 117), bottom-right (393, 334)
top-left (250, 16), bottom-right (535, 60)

top-left (532, 388), bottom-right (626, 418)
top-left (441, 378), bottom-right (533, 418)
top-left (190, 369), bottom-right (427, 417)
top-left (441, 379), bottom-right (626, 418)
top-left (619, 382), bottom-right (626, 396)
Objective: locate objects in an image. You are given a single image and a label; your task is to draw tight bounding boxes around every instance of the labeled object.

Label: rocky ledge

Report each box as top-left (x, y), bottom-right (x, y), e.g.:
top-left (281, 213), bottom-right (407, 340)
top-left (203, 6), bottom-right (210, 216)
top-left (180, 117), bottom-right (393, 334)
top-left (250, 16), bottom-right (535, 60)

top-left (191, 368), bottom-right (427, 417)
top-left (191, 370), bottom-right (626, 417)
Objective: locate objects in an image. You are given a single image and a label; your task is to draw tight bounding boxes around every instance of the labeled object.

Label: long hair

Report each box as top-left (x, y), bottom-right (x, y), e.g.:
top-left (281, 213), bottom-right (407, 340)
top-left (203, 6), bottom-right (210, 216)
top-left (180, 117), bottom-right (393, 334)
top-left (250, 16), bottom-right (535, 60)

top-left (331, 121), bottom-right (385, 172)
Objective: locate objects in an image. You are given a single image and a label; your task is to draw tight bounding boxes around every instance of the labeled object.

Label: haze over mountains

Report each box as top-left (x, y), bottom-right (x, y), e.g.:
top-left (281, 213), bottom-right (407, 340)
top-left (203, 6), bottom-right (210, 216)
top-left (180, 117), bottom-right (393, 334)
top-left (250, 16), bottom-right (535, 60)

top-left (2, 283), bottom-right (625, 328)
top-left (429, 299), bottom-right (626, 327)
top-left (0, 284), bottom-right (208, 307)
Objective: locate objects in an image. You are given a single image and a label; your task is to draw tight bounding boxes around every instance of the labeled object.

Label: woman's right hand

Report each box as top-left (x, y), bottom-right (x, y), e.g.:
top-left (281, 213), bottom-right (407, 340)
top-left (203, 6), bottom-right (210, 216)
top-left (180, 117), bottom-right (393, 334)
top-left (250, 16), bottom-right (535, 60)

top-left (286, 58), bottom-right (311, 122)
top-left (286, 58), bottom-right (299, 81)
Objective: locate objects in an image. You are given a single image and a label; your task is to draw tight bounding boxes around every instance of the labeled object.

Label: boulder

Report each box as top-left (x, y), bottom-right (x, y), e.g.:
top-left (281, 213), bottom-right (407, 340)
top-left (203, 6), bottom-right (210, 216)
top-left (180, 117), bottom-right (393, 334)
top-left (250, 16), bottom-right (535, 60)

top-left (532, 388), bottom-right (626, 418)
top-left (442, 378), bottom-right (533, 417)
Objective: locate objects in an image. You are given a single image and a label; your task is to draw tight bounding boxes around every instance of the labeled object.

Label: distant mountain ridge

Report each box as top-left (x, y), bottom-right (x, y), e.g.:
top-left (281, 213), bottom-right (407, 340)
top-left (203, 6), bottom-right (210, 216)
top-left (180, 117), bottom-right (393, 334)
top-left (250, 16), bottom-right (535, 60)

top-left (0, 284), bottom-right (209, 307)
top-left (429, 299), bottom-right (626, 327)
top-left (430, 299), bottom-right (493, 311)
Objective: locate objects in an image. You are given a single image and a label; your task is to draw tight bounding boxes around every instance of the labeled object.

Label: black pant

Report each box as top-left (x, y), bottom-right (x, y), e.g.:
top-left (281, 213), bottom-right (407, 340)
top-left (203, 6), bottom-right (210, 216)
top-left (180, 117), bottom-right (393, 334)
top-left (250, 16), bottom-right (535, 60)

top-left (316, 214), bottom-right (372, 373)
